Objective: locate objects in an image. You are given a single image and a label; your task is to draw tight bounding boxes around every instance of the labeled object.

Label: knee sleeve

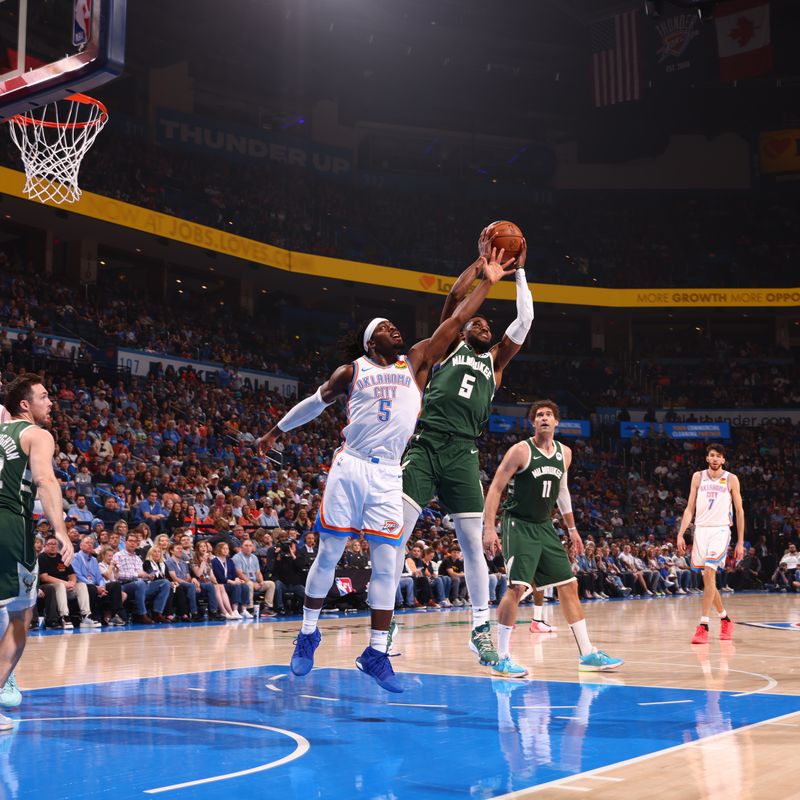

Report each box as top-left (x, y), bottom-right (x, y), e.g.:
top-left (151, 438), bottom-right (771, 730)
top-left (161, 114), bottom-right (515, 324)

top-left (453, 515), bottom-right (489, 609)
top-left (0, 607), bottom-right (8, 639)
top-left (369, 541), bottom-right (401, 611)
top-left (305, 535), bottom-right (348, 598)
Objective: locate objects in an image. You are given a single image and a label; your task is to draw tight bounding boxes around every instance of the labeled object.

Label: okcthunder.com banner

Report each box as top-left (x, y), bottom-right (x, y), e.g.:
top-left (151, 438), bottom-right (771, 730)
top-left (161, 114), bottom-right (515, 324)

top-left (489, 415), bottom-right (591, 437)
top-left (620, 421), bottom-right (731, 439)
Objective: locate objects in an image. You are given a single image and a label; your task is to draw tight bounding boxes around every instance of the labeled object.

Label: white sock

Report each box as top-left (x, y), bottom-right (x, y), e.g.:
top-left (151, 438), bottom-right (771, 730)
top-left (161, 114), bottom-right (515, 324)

top-left (300, 606), bottom-right (321, 635)
top-left (472, 606), bottom-right (490, 630)
top-left (497, 623), bottom-right (514, 659)
top-left (700, 616), bottom-right (710, 625)
top-left (718, 609), bottom-right (727, 619)
top-left (532, 605), bottom-right (543, 622)
top-left (369, 629), bottom-right (390, 653)
top-left (569, 618), bottom-right (593, 657)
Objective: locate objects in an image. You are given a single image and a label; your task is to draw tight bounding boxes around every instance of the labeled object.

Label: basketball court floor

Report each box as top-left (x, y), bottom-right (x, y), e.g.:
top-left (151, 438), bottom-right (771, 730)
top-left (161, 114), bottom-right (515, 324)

top-left (4, 593), bottom-right (800, 800)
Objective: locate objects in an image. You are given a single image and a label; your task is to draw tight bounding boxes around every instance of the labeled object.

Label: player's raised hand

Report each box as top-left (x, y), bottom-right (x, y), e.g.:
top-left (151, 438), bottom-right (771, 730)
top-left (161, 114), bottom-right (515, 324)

top-left (483, 247), bottom-right (517, 284)
top-left (516, 238), bottom-right (527, 269)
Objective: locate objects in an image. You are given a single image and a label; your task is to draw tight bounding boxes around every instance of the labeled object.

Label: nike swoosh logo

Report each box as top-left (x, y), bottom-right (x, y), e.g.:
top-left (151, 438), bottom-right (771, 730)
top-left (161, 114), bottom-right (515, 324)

top-left (532, 455), bottom-right (542, 460)
top-left (361, 367), bottom-right (372, 372)
top-left (400, 460), bottom-right (411, 470)
top-left (470, 449), bottom-right (478, 455)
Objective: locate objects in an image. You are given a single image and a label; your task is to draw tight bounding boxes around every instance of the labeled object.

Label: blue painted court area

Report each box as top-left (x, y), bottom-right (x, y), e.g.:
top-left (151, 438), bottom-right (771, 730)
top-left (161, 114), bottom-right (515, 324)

top-left (4, 667), bottom-right (800, 800)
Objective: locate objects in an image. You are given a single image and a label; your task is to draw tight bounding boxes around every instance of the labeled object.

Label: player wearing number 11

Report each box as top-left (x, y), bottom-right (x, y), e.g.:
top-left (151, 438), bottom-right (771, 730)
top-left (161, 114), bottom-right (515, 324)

top-left (482, 400), bottom-right (623, 677)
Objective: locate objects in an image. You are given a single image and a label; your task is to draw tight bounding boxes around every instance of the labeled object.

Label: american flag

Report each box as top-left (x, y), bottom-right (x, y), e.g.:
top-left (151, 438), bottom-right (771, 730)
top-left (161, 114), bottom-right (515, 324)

top-left (591, 9), bottom-right (641, 108)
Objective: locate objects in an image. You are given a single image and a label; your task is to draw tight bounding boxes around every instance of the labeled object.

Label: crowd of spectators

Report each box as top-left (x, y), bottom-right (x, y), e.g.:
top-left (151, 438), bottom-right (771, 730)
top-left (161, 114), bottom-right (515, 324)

top-left (3, 127), bottom-right (799, 288)
top-left (2, 335), bottom-right (795, 628)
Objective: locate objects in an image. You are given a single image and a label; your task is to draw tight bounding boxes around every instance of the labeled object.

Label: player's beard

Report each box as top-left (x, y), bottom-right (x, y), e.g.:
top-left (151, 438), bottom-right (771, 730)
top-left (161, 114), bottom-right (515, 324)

top-left (467, 334), bottom-right (492, 354)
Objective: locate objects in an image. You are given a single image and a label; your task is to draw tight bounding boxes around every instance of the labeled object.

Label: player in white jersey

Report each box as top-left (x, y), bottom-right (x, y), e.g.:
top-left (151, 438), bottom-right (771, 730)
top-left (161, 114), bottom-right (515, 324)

top-left (0, 377), bottom-right (22, 712)
top-left (257, 251), bottom-right (515, 692)
top-left (677, 443), bottom-right (744, 645)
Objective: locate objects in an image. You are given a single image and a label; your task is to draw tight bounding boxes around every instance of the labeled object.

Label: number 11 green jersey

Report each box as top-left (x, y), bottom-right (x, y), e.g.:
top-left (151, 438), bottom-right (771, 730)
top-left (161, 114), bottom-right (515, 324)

top-left (502, 439), bottom-right (566, 523)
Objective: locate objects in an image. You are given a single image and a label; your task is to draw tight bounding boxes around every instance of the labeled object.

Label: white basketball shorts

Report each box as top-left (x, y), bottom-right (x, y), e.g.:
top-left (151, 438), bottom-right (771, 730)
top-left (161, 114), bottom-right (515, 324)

top-left (315, 447), bottom-right (405, 546)
top-left (691, 526), bottom-right (731, 570)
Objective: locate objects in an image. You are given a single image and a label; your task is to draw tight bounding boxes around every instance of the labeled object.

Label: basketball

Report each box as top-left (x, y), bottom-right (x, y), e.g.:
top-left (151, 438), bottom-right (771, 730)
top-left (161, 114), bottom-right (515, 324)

top-left (481, 220), bottom-right (524, 259)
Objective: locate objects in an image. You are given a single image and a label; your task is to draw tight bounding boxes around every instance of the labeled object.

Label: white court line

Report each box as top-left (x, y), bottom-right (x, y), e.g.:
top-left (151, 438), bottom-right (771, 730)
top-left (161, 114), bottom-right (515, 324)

top-left (17, 716), bottom-right (309, 793)
top-left (554, 716), bottom-right (582, 720)
top-left (271, 673), bottom-right (288, 680)
top-left (514, 705), bottom-right (577, 710)
top-left (265, 685), bottom-right (281, 693)
top-left (638, 700), bottom-right (694, 706)
top-left (186, 688), bottom-right (204, 692)
top-left (299, 694), bottom-right (339, 702)
top-left (387, 703), bottom-right (447, 708)
top-left (488, 708), bottom-right (800, 799)
top-left (584, 776), bottom-right (624, 782)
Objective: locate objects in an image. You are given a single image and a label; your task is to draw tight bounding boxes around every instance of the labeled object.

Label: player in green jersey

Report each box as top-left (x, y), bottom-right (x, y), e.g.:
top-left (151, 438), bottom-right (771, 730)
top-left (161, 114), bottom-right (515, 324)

top-left (483, 399), bottom-right (623, 677)
top-left (0, 374), bottom-right (74, 730)
top-left (400, 231), bottom-right (533, 667)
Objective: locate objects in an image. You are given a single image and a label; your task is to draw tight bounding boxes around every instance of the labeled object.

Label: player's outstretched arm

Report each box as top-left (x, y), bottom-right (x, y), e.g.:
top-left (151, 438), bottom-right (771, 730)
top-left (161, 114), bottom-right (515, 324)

top-left (25, 426), bottom-right (74, 566)
top-left (438, 253), bottom-right (486, 325)
top-left (555, 445), bottom-right (584, 556)
top-left (408, 249), bottom-right (515, 385)
top-left (483, 441), bottom-right (529, 556)
top-left (492, 240), bottom-right (533, 373)
top-left (730, 474), bottom-right (745, 561)
top-left (676, 472), bottom-right (700, 555)
top-left (257, 363), bottom-right (354, 454)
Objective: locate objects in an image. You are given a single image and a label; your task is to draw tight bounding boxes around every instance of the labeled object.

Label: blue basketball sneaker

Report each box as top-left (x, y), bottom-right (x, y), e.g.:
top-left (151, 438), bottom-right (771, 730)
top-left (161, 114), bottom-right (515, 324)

top-left (0, 673), bottom-right (21, 709)
top-left (355, 646), bottom-right (404, 693)
top-left (491, 657), bottom-right (528, 679)
top-left (290, 629), bottom-right (322, 676)
top-left (578, 649), bottom-right (624, 672)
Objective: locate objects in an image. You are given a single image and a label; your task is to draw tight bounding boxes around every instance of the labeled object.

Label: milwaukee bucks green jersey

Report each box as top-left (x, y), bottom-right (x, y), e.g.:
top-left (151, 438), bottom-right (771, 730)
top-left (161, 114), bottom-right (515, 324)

top-left (503, 439), bottom-right (566, 523)
top-left (418, 342), bottom-right (495, 439)
top-left (0, 420), bottom-right (35, 519)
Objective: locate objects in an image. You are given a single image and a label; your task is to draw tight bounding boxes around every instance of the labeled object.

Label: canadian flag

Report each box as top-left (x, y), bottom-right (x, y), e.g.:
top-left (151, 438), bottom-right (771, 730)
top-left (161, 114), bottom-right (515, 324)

top-left (715, 0), bottom-right (772, 81)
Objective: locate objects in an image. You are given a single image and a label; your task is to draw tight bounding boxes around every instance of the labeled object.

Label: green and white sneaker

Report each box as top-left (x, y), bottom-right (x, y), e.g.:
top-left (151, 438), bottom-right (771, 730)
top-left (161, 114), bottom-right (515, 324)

top-left (491, 657), bottom-right (528, 679)
top-left (468, 622), bottom-right (500, 666)
top-left (387, 618), bottom-right (400, 654)
top-left (0, 672), bottom-right (21, 709)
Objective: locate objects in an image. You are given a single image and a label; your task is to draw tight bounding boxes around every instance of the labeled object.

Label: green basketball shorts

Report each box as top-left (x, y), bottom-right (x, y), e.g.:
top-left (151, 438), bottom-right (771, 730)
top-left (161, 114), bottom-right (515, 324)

top-left (401, 430), bottom-right (484, 515)
top-left (0, 510), bottom-right (38, 611)
top-left (500, 514), bottom-right (575, 592)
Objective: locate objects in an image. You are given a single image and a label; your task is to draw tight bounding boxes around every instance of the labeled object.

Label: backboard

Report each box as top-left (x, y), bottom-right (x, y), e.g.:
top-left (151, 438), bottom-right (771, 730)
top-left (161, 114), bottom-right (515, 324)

top-left (0, 0), bottom-right (126, 121)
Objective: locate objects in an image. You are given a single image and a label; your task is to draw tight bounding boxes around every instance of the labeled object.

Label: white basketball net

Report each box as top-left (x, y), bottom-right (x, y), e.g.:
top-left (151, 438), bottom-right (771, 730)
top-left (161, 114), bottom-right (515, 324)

top-left (8, 93), bottom-right (108, 205)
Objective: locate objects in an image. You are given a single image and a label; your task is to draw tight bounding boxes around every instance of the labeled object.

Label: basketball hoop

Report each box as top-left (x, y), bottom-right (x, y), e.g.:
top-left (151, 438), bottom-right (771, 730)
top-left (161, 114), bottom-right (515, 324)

top-left (8, 93), bottom-right (108, 205)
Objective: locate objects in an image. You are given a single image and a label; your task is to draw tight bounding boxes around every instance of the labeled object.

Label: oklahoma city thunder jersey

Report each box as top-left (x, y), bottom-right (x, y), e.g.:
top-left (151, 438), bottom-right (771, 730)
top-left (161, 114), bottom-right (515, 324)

top-left (342, 356), bottom-right (421, 461)
top-left (695, 470), bottom-right (732, 527)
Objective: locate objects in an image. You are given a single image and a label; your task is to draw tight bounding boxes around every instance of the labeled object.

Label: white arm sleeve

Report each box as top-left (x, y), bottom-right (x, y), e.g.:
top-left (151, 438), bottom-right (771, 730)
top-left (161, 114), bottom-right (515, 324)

top-left (556, 469), bottom-right (573, 516)
top-left (276, 387), bottom-right (333, 432)
top-left (504, 268), bottom-right (534, 345)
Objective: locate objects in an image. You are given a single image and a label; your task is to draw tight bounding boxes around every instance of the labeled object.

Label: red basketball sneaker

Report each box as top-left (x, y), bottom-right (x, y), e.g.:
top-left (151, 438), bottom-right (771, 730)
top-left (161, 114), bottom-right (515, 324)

top-left (691, 625), bottom-right (709, 644)
top-left (720, 619), bottom-right (734, 640)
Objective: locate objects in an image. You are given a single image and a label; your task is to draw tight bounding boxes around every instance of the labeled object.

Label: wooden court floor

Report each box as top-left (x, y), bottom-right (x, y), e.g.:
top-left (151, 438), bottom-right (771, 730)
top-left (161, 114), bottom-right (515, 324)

top-left (16, 593), bottom-right (800, 800)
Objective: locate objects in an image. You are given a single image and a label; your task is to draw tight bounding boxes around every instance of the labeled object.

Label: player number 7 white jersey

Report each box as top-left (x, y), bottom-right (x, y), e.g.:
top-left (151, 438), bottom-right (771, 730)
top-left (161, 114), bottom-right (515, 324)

top-left (695, 470), bottom-right (733, 528)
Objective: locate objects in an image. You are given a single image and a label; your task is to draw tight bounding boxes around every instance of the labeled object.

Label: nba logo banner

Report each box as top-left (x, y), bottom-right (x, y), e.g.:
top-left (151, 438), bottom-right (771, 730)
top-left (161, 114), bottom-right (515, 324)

top-left (73, 0), bottom-right (92, 47)
top-left (335, 577), bottom-right (355, 596)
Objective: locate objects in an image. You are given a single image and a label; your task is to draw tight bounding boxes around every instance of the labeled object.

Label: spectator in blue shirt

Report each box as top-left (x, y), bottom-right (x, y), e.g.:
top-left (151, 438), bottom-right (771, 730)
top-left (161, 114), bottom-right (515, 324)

top-left (139, 490), bottom-right (166, 535)
top-left (72, 536), bottom-right (125, 625)
top-left (67, 495), bottom-right (94, 524)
